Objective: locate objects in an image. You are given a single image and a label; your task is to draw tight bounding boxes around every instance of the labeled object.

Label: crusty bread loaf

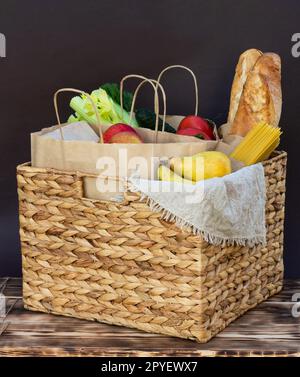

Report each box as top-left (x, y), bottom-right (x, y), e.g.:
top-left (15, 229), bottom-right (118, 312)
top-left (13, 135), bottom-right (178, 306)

top-left (228, 49), bottom-right (263, 125)
top-left (229, 53), bottom-right (282, 136)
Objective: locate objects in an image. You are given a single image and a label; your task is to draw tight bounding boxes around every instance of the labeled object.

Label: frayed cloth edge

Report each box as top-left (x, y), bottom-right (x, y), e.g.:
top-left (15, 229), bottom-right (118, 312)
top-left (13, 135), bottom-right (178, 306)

top-left (128, 180), bottom-right (266, 247)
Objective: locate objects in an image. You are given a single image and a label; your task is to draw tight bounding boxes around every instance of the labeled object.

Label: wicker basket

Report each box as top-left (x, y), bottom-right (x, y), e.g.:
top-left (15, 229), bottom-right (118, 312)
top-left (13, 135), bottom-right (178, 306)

top-left (17, 151), bottom-right (287, 343)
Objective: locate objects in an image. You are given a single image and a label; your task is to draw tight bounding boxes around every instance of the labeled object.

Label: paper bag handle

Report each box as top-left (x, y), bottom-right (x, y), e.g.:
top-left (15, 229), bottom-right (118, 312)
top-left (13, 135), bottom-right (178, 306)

top-left (129, 78), bottom-right (167, 134)
top-left (120, 75), bottom-right (165, 143)
top-left (53, 88), bottom-right (104, 143)
top-left (156, 65), bottom-right (199, 116)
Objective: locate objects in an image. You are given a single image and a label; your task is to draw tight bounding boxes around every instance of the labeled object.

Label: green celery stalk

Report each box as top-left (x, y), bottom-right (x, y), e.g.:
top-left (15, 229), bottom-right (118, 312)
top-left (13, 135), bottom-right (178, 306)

top-left (70, 96), bottom-right (111, 126)
top-left (70, 94), bottom-right (138, 127)
top-left (113, 101), bottom-right (139, 127)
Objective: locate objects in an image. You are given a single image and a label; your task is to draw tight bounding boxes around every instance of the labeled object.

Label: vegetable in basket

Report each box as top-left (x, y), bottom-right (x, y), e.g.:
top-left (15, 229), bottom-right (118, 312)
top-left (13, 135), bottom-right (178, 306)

top-left (102, 86), bottom-right (177, 134)
top-left (68, 83), bottom-right (178, 134)
top-left (68, 82), bottom-right (215, 140)
top-left (100, 83), bottom-right (133, 112)
top-left (68, 85), bottom-right (138, 127)
top-left (135, 108), bottom-right (176, 133)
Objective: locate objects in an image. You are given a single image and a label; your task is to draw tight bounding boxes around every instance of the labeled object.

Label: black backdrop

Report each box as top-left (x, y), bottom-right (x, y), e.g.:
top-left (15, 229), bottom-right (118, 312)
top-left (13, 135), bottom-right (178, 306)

top-left (0, 0), bottom-right (299, 277)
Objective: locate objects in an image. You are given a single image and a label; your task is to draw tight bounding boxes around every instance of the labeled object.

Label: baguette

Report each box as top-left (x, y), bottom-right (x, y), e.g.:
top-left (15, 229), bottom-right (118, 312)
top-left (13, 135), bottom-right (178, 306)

top-left (229, 53), bottom-right (282, 136)
top-left (228, 49), bottom-right (263, 125)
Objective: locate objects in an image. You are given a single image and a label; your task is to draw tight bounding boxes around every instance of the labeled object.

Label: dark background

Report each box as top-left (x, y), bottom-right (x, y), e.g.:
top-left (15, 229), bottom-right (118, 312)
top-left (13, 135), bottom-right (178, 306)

top-left (0, 0), bottom-right (299, 277)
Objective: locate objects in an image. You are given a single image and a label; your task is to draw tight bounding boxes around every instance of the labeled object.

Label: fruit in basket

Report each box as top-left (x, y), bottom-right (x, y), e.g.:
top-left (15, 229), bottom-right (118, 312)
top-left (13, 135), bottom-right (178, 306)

top-left (177, 115), bottom-right (215, 139)
top-left (109, 131), bottom-right (143, 143)
top-left (103, 124), bottom-right (143, 143)
top-left (176, 127), bottom-right (211, 140)
top-left (157, 165), bottom-right (194, 184)
top-left (170, 151), bottom-right (231, 182)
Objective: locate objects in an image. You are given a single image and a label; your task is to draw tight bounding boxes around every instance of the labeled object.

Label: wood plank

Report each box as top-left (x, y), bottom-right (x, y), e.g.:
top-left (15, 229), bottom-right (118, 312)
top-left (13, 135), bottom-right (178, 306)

top-left (0, 278), bottom-right (299, 356)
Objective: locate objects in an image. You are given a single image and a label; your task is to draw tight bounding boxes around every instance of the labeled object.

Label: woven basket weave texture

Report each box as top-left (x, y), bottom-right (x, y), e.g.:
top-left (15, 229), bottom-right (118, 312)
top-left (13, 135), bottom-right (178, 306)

top-left (17, 151), bottom-right (287, 342)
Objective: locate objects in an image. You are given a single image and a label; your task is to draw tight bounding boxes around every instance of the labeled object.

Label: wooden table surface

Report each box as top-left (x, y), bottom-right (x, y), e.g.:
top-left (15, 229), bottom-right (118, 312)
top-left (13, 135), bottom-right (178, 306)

top-left (0, 278), bottom-right (299, 357)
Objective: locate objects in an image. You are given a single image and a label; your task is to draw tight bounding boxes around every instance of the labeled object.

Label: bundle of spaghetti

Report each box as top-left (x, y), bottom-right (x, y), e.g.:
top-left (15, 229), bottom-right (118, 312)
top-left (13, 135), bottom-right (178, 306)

top-left (230, 122), bottom-right (282, 166)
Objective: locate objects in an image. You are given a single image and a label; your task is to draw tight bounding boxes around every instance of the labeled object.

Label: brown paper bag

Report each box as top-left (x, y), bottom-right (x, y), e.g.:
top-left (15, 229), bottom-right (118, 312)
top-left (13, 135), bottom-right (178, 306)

top-left (32, 77), bottom-right (218, 200)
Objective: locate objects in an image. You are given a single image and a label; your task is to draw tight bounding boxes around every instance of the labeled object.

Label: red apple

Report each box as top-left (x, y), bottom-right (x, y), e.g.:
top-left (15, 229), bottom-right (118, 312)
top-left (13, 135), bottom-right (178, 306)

top-left (103, 123), bottom-right (143, 143)
top-left (176, 127), bottom-right (211, 140)
top-left (109, 131), bottom-right (143, 144)
top-left (177, 115), bottom-right (214, 139)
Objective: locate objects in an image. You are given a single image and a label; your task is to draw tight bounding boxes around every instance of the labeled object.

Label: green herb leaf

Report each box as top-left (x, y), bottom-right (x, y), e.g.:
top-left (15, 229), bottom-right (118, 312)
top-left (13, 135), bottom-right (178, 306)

top-left (101, 83), bottom-right (133, 113)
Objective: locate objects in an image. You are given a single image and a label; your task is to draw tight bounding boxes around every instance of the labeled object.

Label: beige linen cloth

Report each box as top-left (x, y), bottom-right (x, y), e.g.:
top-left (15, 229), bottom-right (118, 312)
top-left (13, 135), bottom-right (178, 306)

top-left (129, 163), bottom-right (266, 246)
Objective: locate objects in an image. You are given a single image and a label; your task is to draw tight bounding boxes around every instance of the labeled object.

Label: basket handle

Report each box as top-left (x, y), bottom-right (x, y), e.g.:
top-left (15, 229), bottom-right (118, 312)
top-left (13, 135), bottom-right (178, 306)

top-left (120, 75), bottom-right (166, 142)
top-left (129, 78), bottom-right (167, 134)
top-left (156, 65), bottom-right (199, 116)
top-left (53, 88), bottom-right (104, 144)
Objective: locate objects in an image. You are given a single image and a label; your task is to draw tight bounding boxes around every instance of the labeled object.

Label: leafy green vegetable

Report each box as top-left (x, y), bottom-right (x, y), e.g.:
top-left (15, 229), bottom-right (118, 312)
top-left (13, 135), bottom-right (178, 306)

top-left (69, 88), bottom-right (138, 127)
top-left (68, 83), bottom-right (178, 134)
top-left (135, 108), bottom-right (176, 133)
top-left (101, 83), bottom-right (133, 113)
top-left (68, 113), bottom-right (83, 123)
